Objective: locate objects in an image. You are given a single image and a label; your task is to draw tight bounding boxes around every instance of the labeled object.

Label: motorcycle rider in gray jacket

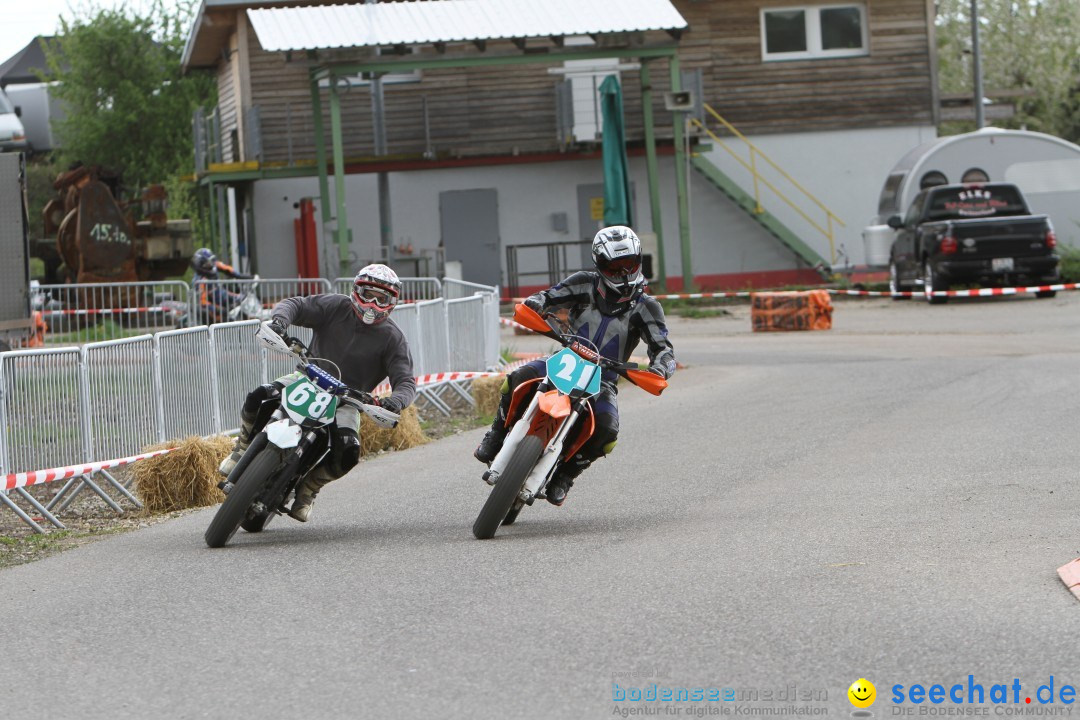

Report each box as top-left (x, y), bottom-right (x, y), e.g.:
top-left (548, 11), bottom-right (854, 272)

top-left (474, 226), bottom-right (676, 506)
top-left (219, 264), bottom-right (416, 522)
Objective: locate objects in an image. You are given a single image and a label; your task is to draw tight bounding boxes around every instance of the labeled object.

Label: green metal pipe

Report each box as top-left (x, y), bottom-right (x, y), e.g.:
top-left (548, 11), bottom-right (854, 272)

top-left (669, 56), bottom-right (693, 291)
top-left (310, 73), bottom-right (331, 224)
top-left (639, 60), bottom-right (666, 291)
top-left (327, 72), bottom-right (350, 275)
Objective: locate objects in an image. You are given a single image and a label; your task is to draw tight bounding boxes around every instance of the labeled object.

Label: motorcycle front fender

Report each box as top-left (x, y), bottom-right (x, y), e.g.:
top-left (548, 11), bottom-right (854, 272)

top-left (265, 418), bottom-right (302, 449)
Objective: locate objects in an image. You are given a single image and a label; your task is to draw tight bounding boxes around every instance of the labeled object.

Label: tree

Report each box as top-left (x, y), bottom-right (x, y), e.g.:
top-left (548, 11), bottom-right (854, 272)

top-left (43, 0), bottom-right (215, 191)
top-left (936, 0), bottom-right (1080, 141)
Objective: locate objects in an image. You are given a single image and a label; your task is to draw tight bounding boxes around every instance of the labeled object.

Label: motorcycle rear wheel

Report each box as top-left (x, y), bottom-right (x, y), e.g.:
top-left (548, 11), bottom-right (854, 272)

top-left (473, 434), bottom-right (543, 540)
top-left (205, 448), bottom-right (282, 548)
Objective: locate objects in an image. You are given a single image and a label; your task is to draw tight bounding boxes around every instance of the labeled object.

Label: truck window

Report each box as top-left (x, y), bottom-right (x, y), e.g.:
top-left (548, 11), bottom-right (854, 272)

top-left (904, 191), bottom-right (926, 227)
top-left (925, 186), bottom-right (1028, 221)
top-left (0, 92), bottom-right (13, 114)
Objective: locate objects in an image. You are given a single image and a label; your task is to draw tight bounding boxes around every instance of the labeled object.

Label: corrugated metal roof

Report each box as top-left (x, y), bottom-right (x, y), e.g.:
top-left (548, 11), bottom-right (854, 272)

top-left (247, 0), bottom-right (687, 52)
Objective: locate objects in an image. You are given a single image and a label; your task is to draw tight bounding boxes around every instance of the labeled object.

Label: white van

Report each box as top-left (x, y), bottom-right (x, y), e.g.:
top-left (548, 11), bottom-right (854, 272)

top-left (0, 88), bottom-right (29, 152)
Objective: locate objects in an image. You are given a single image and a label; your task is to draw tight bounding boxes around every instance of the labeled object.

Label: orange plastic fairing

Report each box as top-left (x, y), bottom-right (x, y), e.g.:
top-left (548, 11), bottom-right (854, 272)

top-left (513, 304), bottom-right (555, 335)
top-left (624, 369), bottom-right (667, 396)
top-left (537, 390), bottom-right (572, 419)
top-left (563, 402), bottom-right (595, 461)
top-left (505, 377), bottom-right (543, 429)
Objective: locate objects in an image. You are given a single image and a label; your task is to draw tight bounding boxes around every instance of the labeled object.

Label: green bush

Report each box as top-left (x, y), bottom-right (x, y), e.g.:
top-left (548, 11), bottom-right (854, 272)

top-left (1059, 246), bottom-right (1080, 283)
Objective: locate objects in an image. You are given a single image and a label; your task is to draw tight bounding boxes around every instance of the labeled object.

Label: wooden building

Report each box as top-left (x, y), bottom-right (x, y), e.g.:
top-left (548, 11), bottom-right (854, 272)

top-left (183, 0), bottom-right (940, 291)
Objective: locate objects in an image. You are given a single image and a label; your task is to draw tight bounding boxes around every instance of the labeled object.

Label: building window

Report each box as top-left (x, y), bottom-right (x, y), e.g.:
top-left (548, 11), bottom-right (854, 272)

top-left (761, 5), bottom-right (868, 61)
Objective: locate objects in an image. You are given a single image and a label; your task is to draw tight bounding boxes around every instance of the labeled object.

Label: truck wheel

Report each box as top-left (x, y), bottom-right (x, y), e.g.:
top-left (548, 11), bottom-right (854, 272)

top-left (923, 261), bottom-right (947, 305)
top-left (1035, 290), bottom-right (1056, 299)
top-left (889, 262), bottom-right (909, 301)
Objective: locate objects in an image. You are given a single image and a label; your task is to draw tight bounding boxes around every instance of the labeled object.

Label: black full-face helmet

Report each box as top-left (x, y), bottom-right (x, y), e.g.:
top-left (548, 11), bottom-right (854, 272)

top-left (592, 225), bottom-right (645, 313)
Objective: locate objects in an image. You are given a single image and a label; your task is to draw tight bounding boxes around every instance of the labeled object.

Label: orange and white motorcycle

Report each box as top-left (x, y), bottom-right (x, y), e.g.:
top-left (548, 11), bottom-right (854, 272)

top-left (472, 304), bottom-right (667, 539)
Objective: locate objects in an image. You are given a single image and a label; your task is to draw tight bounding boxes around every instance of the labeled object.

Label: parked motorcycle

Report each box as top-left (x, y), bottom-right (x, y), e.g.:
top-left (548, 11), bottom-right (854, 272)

top-left (472, 304), bottom-right (667, 540)
top-left (204, 321), bottom-right (400, 548)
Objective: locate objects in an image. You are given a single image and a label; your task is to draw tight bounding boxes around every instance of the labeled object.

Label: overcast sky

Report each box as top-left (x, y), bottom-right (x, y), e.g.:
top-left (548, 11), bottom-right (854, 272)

top-left (0, 0), bottom-right (187, 69)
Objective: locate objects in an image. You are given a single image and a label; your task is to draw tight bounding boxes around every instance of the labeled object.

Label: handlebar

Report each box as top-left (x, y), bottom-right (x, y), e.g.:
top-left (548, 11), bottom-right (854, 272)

top-left (514, 304), bottom-right (667, 396)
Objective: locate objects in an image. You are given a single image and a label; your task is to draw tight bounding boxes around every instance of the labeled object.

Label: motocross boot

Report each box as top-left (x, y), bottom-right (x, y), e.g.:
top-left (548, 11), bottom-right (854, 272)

top-left (474, 404), bottom-right (509, 464)
top-left (545, 454), bottom-right (591, 506)
top-left (217, 432), bottom-right (251, 478)
top-left (289, 476), bottom-right (332, 522)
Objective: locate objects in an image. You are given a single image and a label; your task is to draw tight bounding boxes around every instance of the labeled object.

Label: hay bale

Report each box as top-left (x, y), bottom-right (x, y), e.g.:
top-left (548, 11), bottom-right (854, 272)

top-left (471, 375), bottom-right (505, 419)
top-left (361, 405), bottom-right (429, 456)
top-left (134, 435), bottom-right (234, 514)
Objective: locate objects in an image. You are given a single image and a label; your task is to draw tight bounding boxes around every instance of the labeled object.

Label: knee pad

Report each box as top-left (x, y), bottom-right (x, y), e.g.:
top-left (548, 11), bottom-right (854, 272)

top-left (499, 378), bottom-right (510, 395)
top-left (601, 440), bottom-right (617, 455)
top-left (243, 383), bottom-right (278, 415)
top-left (327, 428), bottom-right (361, 478)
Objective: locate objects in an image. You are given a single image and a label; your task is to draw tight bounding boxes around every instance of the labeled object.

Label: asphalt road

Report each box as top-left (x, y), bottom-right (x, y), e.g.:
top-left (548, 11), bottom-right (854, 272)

top-left (4, 293), bottom-right (1080, 719)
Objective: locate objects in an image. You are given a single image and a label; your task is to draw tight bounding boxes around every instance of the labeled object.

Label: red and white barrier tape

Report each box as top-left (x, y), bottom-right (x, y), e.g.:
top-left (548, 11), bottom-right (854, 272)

top-left (4, 448), bottom-right (177, 492)
top-left (510, 282), bottom-right (1080, 303)
top-left (832, 282), bottom-right (1080, 298)
top-left (41, 306), bottom-right (167, 316)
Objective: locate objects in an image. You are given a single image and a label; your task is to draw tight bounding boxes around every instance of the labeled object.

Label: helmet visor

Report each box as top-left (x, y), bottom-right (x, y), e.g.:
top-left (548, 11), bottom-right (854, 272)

top-left (355, 284), bottom-right (396, 308)
top-left (597, 254), bottom-right (641, 281)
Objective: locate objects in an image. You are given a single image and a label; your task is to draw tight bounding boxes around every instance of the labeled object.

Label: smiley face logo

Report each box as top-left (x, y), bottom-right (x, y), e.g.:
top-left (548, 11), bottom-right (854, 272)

top-left (848, 679), bottom-right (876, 708)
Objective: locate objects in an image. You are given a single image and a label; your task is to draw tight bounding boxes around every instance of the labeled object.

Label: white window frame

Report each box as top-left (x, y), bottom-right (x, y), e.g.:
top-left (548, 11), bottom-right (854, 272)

top-left (760, 4), bottom-right (869, 61)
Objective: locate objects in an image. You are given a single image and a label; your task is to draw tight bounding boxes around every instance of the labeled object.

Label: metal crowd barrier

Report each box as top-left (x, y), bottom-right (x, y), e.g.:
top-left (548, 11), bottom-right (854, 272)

top-left (35, 280), bottom-right (190, 346)
top-left (416, 299), bottom-right (451, 376)
top-left (446, 297), bottom-right (489, 372)
top-left (442, 278), bottom-right (498, 300)
top-left (209, 320), bottom-right (264, 435)
top-left (1, 276), bottom-right (503, 529)
top-left (0, 347), bottom-right (84, 529)
top-left (156, 327), bottom-right (216, 441)
top-left (333, 276), bottom-right (443, 303)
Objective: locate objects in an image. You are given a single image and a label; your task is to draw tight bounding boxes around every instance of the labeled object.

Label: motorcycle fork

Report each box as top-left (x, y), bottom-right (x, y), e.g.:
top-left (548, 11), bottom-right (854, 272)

top-left (488, 391), bottom-right (543, 478)
top-left (522, 404), bottom-right (582, 501)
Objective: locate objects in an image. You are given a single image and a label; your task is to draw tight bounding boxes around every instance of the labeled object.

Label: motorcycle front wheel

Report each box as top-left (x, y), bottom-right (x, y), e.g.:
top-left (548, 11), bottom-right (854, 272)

top-left (473, 434), bottom-right (544, 540)
top-left (205, 448), bottom-right (282, 548)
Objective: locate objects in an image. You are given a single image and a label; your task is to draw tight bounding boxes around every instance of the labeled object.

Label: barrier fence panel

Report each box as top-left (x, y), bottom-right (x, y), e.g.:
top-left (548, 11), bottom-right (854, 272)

top-left (442, 278), bottom-right (497, 300)
top-left (0, 347), bottom-right (85, 475)
top-left (333, 277), bottom-right (443, 303)
top-left (37, 281), bottom-right (189, 346)
top-left (209, 321), bottom-right (263, 434)
top-left (481, 292), bottom-right (501, 370)
top-left (191, 278), bottom-right (331, 326)
top-left (82, 336), bottom-right (159, 462)
top-left (389, 303), bottom-right (422, 374)
top-left (417, 299), bottom-right (451, 376)
top-left (156, 327), bottom-right (216, 441)
top-left (446, 297), bottom-right (488, 372)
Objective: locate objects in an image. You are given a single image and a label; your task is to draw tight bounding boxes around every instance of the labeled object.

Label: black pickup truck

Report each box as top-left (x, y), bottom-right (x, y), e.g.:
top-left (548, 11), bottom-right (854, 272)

top-left (886, 183), bottom-right (1059, 304)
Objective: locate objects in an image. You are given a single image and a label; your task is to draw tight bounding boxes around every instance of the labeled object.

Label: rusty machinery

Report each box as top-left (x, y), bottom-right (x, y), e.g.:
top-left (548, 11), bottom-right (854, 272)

top-left (38, 165), bottom-right (194, 289)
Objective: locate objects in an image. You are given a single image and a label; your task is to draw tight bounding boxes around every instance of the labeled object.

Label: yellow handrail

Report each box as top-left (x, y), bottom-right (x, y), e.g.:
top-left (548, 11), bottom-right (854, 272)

top-left (696, 103), bottom-right (846, 264)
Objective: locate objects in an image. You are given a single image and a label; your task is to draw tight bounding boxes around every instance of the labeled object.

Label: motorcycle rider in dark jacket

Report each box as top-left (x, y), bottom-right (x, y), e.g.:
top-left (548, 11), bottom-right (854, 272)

top-left (218, 264), bottom-right (416, 522)
top-left (474, 226), bottom-right (676, 505)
